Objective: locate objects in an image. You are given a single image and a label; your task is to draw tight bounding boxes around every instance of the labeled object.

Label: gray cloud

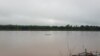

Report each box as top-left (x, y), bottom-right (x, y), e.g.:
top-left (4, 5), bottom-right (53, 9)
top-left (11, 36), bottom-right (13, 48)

top-left (0, 0), bottom-right (100, 25)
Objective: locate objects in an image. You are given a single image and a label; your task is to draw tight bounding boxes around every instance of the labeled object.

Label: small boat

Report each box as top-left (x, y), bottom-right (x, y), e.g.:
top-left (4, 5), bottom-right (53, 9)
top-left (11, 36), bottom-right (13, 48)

top-left (45, 33), bottom-right (51, 36)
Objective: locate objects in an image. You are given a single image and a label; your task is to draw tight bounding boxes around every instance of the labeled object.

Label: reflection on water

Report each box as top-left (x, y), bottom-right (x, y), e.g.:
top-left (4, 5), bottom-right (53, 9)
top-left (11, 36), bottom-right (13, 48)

top-left (0, 31), bottom-right (100, 56)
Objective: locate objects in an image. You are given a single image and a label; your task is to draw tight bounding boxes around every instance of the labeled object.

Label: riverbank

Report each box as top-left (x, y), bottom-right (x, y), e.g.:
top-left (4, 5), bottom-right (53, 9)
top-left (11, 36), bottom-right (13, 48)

top-left (0, 25), bottom-right (100, 31)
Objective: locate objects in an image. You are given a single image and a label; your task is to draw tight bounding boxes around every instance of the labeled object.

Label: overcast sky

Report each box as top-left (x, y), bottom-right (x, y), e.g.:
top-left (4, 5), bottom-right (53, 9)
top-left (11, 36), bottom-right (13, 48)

top-left (0, 0), bottom-right (100, 26)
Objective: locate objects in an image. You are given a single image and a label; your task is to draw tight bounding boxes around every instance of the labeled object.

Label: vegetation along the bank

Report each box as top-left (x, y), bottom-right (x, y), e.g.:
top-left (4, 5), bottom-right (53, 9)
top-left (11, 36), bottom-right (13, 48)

top-left (0, 25), bottom-right (100, 31)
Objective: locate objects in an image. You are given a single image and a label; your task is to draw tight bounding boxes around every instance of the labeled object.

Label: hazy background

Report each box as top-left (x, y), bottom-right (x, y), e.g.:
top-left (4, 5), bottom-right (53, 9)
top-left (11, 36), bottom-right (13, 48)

top-left (0, 0), bottom-right (100, 26)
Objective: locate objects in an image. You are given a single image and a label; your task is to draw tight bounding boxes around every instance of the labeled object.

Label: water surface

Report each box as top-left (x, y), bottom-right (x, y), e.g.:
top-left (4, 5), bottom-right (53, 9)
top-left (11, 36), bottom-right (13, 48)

top-left (0, 31), bottom-right (100, 56)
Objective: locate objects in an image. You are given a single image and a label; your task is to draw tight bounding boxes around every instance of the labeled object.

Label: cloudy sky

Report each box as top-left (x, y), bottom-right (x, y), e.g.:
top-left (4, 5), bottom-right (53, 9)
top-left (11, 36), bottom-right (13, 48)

top-left (0, 0), bottom-right (100, 26)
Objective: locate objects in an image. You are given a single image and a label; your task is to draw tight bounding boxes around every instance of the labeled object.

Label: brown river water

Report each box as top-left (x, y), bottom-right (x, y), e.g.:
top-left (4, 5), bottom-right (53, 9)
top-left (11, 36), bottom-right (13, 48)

top-left (0, 31), bottom-right (100, 56)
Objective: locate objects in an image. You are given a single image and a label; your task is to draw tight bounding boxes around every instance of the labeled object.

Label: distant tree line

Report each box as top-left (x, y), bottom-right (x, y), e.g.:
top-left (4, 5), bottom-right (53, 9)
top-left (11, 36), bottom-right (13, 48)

top-left (0, 25), bottom-right (100, 31)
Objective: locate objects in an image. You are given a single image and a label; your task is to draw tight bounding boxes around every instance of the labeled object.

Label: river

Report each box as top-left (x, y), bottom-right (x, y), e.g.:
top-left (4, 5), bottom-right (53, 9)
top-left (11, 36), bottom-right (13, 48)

top-left (0, 31), bottom-right (100, 56)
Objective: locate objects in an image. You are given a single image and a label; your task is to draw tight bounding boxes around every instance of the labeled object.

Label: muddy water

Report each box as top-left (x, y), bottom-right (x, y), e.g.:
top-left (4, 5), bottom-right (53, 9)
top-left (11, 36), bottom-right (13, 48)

top-left (0, 31), bottom-right (100, 56)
